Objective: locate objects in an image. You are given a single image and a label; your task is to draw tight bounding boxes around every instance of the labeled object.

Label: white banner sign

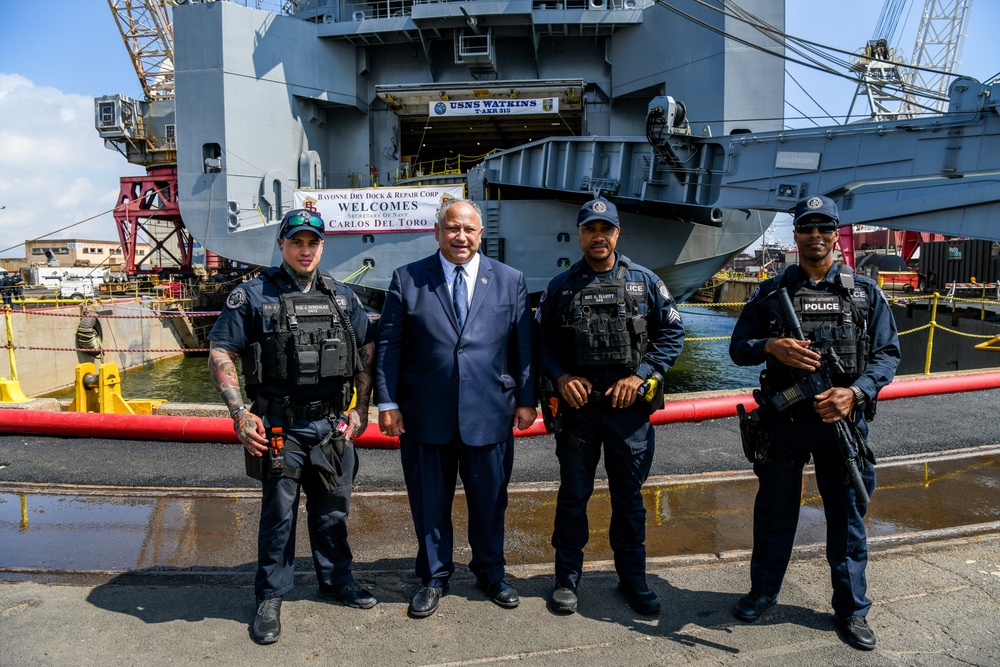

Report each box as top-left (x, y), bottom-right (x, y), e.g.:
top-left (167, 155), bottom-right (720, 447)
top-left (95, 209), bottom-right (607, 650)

top-left (294, 186), bottom-right (465, 234)
top-left (429, 97), bottom-right (559, 117)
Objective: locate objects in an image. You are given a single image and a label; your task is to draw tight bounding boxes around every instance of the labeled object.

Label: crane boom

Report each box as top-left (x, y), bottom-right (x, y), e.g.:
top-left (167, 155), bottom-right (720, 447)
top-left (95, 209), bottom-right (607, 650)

top-left (898, 0), bottom-right (973, 116)
top-left (848, 0), bottom-right (972, 122)
top-left (107, 0), bottom-right (175, 102)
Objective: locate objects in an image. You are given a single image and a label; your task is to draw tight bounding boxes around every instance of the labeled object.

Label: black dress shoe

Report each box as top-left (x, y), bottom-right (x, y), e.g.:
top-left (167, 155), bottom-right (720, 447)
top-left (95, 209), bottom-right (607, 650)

top-left (617, 580), bottom-right (660, 615)
top-left (318, 581), bottom-right (378, 609)
top-left (837, 615), bottom-right (877, 650)
top-left (251, 597), bottom-right (282, 645)
top-left (733, 592), bottom-right (776, 622)
top-left (409, 583), bottom-right (447, 618)
top-left (477, 579), bottom-right (520, 609)
top-left (550, 579), bottom-right (578, 614)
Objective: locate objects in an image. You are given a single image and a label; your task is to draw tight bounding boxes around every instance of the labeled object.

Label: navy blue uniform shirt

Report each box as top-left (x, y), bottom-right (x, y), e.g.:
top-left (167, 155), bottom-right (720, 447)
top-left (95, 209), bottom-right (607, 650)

top-left (208, 266), bottom-right (373, 401)
top-left (535, 253), bottom-right (684, 386)
top-left (730, 263), bottom-right (900, 402)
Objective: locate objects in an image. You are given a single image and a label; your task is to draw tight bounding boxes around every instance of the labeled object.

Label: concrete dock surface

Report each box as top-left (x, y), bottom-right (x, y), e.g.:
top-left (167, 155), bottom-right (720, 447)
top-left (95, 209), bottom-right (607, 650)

top-left (0, 534), bottom-right (998, 666)
top-left (3, 384), bottom-right (1000, 665)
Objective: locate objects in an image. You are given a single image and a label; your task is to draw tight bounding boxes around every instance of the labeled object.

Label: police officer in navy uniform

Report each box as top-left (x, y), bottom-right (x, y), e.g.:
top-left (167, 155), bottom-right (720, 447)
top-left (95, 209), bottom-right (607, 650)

top-left (535, 197), bottom-right (684, 616)
top-left (729, 195), bottom-right (900, 650)
top-left (207, 208), bottom-right (377, 645)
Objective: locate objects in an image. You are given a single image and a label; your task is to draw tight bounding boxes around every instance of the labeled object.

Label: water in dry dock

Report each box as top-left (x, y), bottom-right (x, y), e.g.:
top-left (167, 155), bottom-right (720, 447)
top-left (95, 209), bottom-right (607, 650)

top-left (44, 306), bottom-right (760, 403)
top-left (2, 450), bottom-right (998, 574)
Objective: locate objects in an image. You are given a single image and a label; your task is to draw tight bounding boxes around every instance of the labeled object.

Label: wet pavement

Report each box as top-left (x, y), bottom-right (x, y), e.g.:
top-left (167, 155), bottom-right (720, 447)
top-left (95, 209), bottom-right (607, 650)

top-left (3, 448), bottom-right (1000, 575)
top-left (2, 387), bottom-right (1000, 664)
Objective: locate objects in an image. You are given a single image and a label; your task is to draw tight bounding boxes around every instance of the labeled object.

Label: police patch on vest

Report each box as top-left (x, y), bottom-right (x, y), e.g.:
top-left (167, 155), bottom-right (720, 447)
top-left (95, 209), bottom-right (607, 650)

top-left (580, 290), bottom-right (617, 306)
top-left (800, 295), bottom-right (842, 313)
top-left (335, 295), bottom-right (349, 309)
top-left (226, 288), bottom-right (247, 309)
top-left (625, 281), bottom-right (645, 300)
top-left (852, 286), bottom-right (870, 304)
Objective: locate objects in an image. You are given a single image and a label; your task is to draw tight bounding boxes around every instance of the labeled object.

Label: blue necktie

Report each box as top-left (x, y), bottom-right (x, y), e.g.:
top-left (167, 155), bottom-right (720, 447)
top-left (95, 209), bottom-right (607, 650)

top-left (453, 265), bottom-right (468, 329)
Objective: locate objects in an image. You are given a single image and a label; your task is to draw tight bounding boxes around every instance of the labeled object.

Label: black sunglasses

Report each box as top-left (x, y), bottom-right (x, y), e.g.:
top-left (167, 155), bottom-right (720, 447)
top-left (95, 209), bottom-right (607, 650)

top-left (794, 222), bottom-right (839, 234)
top-left (281, 213), bottom-right (324, 232)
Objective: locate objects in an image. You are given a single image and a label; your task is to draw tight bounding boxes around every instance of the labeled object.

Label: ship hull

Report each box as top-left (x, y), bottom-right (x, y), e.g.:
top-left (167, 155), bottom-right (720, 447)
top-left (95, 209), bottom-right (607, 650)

top-left (171, 0), bottom-right (784, 300)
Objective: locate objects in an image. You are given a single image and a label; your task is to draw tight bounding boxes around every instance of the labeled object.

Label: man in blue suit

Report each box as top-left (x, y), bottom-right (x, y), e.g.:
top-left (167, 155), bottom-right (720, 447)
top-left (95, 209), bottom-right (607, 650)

top-left (376, 197), bottom-right (537, 618)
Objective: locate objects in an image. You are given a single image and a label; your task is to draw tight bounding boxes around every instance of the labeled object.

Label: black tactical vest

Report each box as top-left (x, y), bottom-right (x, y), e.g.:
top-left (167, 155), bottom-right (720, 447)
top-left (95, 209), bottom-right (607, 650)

top-left (245, 268), bottom-right (358, 407)
top-left (765, 266), bottom-right (870, 388)
top-left (559, 256), bottom-right (647, 371)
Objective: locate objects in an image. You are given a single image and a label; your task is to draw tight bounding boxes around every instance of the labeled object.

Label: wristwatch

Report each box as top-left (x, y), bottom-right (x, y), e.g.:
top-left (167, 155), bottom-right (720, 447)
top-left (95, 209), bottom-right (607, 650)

top-left (230, 404), bottom-right (248, 419)
top-left (849, 385), bottom-right (866, 406)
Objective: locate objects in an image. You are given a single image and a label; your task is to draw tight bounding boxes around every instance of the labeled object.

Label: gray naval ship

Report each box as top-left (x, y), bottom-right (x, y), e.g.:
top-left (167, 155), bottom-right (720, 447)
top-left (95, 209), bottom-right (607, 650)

top-left (95, 0), bottom-right (1000, 303)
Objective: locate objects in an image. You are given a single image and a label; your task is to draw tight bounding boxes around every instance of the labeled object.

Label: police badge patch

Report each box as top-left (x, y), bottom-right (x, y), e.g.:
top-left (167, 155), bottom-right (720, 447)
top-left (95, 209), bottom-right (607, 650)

top-left (226, 288), bottom-right (247, 309)
top-left (655, 280), bottom-right (671, 301)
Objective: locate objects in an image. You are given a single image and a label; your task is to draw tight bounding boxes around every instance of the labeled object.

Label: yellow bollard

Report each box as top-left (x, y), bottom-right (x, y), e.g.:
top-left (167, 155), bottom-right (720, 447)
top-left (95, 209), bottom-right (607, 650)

top-left (96, 363), bottom-right (136, 415)
top-left (68, 362), bottom-right (98, 412)
top-left (0, 305), bottom-right (29, 402)
top-left (924, 293), bottom-right (940, 375)
top-left (68, 361), bottom-right (166, 414)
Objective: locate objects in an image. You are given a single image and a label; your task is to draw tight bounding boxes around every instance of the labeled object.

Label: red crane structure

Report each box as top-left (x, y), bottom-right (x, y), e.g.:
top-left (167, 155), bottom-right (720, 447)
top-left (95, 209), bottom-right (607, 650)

top-left (95, 0), bottom-right (194, 276)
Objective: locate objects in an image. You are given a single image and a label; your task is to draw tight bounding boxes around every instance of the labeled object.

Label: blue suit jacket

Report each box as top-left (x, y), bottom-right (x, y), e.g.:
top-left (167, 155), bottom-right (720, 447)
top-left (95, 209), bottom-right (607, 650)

top-left (376, 253), bottom-right (537, 446)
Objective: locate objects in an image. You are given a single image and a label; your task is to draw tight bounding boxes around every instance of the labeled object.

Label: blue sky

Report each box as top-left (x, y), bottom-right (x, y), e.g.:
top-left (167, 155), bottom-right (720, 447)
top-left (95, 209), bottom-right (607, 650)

top-left (0, 1), bottom-right (997, 256)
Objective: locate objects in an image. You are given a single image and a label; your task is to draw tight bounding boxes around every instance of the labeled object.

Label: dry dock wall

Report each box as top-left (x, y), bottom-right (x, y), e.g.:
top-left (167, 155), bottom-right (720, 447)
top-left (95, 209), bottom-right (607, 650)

top-left (0, 300), bottom-right (188, 397)
top-left (892, 304), bottom-right (1000, 375)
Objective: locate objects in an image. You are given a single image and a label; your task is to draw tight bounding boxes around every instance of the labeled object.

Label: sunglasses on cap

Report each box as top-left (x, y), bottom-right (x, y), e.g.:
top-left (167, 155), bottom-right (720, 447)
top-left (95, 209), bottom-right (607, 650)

top-left (281, 212), bottom-right (324, 232)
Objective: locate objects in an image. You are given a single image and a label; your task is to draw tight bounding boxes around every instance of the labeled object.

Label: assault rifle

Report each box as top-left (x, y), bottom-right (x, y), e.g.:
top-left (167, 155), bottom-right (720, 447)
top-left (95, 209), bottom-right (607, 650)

top-left (770, 287), bottom-right (870, 507)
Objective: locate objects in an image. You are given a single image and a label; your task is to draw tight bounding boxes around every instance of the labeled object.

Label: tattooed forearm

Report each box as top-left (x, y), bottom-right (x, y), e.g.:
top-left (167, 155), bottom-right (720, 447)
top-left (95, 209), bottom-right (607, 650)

top-left (353, 342), bottom-right (375, 406)
top-left (208, 343), bottom-right (244, 412)
top-left (345, 342), bottom-right (375, 438)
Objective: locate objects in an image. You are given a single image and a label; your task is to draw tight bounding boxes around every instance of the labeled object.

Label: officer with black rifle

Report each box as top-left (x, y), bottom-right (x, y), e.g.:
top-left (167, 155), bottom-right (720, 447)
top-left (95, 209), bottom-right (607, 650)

top-left (535, 197), bottom-right (684, 616)
top-left (207, 208), bottom-right (377, 645)
top-left (729, 195), bottom-right (900, 651)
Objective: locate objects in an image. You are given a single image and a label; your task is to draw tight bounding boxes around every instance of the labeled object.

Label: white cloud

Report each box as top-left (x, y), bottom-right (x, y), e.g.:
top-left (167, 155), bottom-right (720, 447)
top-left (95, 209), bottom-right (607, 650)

top-left (0, 73), bottom-right (144, 257)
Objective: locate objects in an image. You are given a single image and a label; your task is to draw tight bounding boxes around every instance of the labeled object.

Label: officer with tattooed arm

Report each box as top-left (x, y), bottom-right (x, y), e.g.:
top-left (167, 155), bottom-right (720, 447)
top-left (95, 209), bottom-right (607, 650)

top-left (729, 195), bottom-right (900, 650)
top-left (207, 208), bottom-right (377, 644)
top-left (534, 197), bottom-right (684, 616)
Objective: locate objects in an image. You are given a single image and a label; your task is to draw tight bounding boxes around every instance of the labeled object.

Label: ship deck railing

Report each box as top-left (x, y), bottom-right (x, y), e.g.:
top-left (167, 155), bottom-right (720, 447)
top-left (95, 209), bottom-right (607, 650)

top-left (387, 151), bottom-right (499, 185)
top-left (313, 0), bottom-right (644, 22)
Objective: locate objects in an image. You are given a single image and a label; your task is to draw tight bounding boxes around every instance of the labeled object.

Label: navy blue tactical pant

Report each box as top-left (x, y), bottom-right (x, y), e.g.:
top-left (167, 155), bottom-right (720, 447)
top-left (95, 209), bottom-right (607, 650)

top-left (552, 401), bottom-right (654, 584)
top-left (749, 414), bottom-right (876, 618)
top-left (255, 417), bottom-right (358, 601)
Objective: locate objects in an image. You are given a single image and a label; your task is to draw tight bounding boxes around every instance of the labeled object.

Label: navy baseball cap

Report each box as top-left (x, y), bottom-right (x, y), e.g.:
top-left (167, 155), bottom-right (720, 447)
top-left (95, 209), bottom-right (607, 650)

top-left (577, 197), bottom-right (620, 228)
top-left (278, 208), bottom-right (325, 239)
top-left (792, 195), bottom-right (840, 230)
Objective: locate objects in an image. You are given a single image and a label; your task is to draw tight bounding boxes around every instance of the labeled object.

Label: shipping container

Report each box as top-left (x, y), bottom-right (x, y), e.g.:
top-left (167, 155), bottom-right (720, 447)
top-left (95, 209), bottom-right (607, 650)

top-left (918, 239), bottom-right (1000, 291)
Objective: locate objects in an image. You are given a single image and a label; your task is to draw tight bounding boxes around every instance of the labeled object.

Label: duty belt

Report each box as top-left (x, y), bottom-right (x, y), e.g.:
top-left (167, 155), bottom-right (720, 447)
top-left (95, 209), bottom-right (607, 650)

top-left (256, 396), bottom-right (338, 421)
